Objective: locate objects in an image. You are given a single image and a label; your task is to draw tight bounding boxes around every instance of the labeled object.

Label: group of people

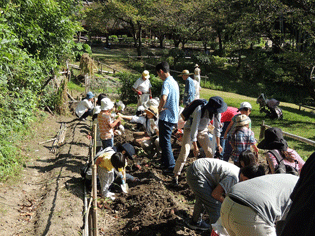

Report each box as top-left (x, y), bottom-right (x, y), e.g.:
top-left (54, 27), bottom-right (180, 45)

top-left (75, 61), bottom-right (311, 235)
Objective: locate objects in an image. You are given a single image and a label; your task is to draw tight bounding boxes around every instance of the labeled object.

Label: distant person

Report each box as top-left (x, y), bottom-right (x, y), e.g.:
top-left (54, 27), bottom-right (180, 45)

top-left (98, 98), bottom-right (121, 149)
top-left (179, 70), bottom-right (195, 107)
top-left (132, 70), bottom-right (152, 108)
top-left (156, 62), bottom-right (180, 174)
top-left (280, 152), bottom-right (315, 236)
top-left (230, 114), bottom-right (259, 166)
top-left (75, 91), bottom-right (95, 120)
top-left (194, 64), bottom-right (201, 98)
top-left (173, 96), bottom-right (227, 185)
top-left (186, 158), bottom-right (265, 231)
top-left (221, 174), bottom-right (298, 236)
top-left (257, 127), bottom-right (305, 174)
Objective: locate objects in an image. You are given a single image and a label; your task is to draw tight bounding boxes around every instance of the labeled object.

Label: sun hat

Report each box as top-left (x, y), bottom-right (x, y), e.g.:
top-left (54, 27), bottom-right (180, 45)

top-left (257, 127), bottom-right (288, 151)
top-left (238, 102), bottom-right (252, 111)
top-left (235, 114), bottom-right (251, 127)
top-left (205, 96), bottom-right (228, 114)
top-left (100, 97), bottom-right (114, 111)
top-left (86, 91), bottom-right (95, 99)
top-left (144, 98), bottom-right (159, 108)
top-left (145, 105), bottom-right (158, 119)
top-left (179, 70), bottom-right (193, 76)
top-left (142, 70), bottom-right (150, 79)
top-left (194, 64), bottom-right (199, 68)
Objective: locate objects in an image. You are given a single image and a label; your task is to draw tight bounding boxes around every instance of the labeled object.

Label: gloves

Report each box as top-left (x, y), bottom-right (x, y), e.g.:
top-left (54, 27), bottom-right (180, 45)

top-left (137, 91), bottom-right (142, 95)
top-left (149, 95), bottom-right (152, 99)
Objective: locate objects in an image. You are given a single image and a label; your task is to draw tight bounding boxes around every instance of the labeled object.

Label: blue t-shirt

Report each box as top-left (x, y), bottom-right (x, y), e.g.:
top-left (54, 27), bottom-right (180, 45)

top-left (183, 77), bottom-right (195, 106)
top-left (159, 75), bottom-right (179, 124)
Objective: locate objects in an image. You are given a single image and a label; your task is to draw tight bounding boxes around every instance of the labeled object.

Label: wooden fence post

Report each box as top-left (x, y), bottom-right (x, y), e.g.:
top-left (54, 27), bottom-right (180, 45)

top-left (92, 124), bottom-right (98, 236)
top-left (259, 120), bottom-right (266, 140)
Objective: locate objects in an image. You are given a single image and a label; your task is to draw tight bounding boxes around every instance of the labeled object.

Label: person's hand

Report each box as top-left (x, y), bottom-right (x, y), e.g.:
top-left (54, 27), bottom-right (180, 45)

top-left (149, 95), bottom-right (152, 99)
top-left (218, 145), bottom-right (223, 153)
top-left (193, 147), bottom-right (199, 157)
top-left (137, 91), bottom-right (142, 95)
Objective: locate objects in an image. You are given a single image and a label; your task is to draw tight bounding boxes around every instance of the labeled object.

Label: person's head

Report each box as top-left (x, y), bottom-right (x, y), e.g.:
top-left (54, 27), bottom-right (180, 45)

top-left (100, 97), bottom-right (114, 112)
top-left (179, 70), bottom-right (190, 80)
top-left (117, 143), bottom-right (135, 160)
top-left (257, 127), bottom-right (288, 151)
top-left (238, 102), bottom-right (252, 116)
top-left (144, 105), bottom-right (158, 120)
top-left (110, 152), bottom-right (126, 171)
top-left (86, 91), bottom-right (95, 101)
top-left (142, 70), bottom-right (150, 81)
top-left (156, 62), bottom-right (170, 80)
top-left (235, 114), bottom-right (250, 128)
top-left (194, 64), bottom-right (199, 68)
top-left (239, 150), bottom-right (258, 168)
top-left (239, 164), bottom-right (265, 181)
top-left (204, 96), bottom-right (227, 115)
top-left (96, 93), bottom-right (107, 106)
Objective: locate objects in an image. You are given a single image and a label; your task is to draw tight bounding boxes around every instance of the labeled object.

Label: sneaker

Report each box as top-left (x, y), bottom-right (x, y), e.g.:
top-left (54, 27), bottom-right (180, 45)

top-left (162, 168), bottom-right (174, 175)
top-left (187, 220), bottom-right (210, 231)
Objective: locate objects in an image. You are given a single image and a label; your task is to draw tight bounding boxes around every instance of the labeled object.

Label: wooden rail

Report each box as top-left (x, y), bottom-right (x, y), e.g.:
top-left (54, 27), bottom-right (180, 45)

top-left (259, 120), bottom-right (315, 147)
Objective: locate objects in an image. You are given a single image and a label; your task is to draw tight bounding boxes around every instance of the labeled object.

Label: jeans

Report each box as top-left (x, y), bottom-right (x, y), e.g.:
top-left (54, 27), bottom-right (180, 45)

top-left (158, 120), bottom-right (176, 169)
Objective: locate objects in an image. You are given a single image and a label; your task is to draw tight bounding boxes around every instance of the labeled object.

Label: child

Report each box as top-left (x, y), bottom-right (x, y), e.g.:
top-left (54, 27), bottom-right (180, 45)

top-left (95, 148), bottom-right (127, 200)
top-left (230, 114), bottom-right (259, 166)
top-left (119, 105), bottom-right (160, 151)
top-left (98, 98), bottom-right (121, 149)
top-left (223, 102), bottom-right (252, 161)
top-left (92, 93), bottom-right (108, 121)
top-left (75, 91), bottom-right (95, 120)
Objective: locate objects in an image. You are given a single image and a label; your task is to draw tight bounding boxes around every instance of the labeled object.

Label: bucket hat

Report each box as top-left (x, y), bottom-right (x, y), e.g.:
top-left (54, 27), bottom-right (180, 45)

top-left (142, 70), bottom-right (150, 79)
top-left (257, 127), bottom-right (288, 151)
top-left (205, 96), bottom-right (227, 114)
top-left (194, 64), bottom-right (199, 68)
top-left (121, 143), bottom-right (135, 160)
top-left (100, 98), bottom-right (114, 111)
top-left (238, 102), bottom-right (252, 111)
top-left (86, 92), bottom-right (95, 99)
top-left (145, 105), bottom-right (158, 119)
top-left (179, 70), bottom-right (193, 76)
top-left (235, 114), bottom-right (251, 127)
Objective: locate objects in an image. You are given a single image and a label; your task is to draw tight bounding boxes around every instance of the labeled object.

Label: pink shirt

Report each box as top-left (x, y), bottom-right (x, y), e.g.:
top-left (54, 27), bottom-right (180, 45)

top-left (268, 148), bottom-right (305, 173)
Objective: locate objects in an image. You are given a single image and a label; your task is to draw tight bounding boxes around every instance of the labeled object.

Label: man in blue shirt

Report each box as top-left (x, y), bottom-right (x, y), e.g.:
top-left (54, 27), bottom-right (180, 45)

top-left (156, 62), bottom-right (179, 173)
top-left (180, 69), bottom-right (195, 107)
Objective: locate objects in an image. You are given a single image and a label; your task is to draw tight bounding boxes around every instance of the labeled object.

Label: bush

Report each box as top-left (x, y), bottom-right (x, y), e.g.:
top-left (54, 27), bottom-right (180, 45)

top-left (73, 43), bottom-right (92, 61)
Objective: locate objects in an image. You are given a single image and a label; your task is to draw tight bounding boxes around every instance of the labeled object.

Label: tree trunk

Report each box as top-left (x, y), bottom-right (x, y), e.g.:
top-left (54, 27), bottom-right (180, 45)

top-left (137, 22), bottom-right (142, 57)
top-left (217, 29), bottom-right (223, 53)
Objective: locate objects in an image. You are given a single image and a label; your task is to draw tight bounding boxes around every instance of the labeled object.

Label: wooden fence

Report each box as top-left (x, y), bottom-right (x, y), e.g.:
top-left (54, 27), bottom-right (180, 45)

top-left (259, 120), bottom-right (315, 147)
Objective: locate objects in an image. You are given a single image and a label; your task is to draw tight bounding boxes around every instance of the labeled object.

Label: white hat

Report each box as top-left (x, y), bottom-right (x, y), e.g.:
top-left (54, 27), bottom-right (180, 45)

top-left (238, 102), bottom-right (252, 111)
top-left (142, 70), bottom-right (150, 79)
top-left (235, 114), bottom-right (251, 127)
top-left (101, 98), bottom-right (114, 111)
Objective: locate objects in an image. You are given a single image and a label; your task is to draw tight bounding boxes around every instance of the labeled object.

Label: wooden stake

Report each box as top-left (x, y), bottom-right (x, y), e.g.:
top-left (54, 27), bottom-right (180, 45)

top-left (92, 164), bottom-right (98, 236)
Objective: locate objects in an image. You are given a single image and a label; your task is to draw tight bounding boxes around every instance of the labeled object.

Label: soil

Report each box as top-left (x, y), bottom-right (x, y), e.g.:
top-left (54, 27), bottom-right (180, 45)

top-left (0, 104), bottom-right (209, 236)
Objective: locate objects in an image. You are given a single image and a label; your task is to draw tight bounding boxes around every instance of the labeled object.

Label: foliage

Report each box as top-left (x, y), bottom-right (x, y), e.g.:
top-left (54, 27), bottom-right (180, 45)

top-left (73, 43), bottom-right (92, 61)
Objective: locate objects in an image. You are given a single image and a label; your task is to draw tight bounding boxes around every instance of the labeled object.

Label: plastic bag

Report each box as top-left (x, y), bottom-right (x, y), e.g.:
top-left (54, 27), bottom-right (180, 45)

top-left (211, 218), bottom-right (229, 236)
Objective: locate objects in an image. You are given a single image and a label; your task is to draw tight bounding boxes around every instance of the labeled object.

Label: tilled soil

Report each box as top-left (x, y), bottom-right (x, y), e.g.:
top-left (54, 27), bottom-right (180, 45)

top-left (0, 110), bottom-right (210, 236)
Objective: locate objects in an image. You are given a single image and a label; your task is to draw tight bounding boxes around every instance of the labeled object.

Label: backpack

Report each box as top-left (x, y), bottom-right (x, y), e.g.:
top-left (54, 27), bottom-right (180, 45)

top-left (181, 99), bottom-right (208, 121)
top-left (268, 150), bottom-right (299, 176)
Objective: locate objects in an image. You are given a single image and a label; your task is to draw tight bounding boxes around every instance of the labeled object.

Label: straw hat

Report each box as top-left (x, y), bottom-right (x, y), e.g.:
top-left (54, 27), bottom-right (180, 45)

top-left (235, 114), bottom-right (251, 127)
top-left (145, 105), bottom-right (158, 119)
top-left (100, 98), bottom-right (114, 111)
top-left (194, 64), bottom-right (199, 68)
top-left (179, 70), bottom-right (193, 76)
top-left (257, 127), bottom-right (288, 151)
top-left (142, 70), bottom-right (150, 79)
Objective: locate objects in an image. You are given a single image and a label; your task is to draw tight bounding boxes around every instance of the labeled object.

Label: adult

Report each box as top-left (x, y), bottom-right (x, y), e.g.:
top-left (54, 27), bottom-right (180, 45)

top-left (257, 127), bottom-right (305, 174)
top-left (75, 91), bottom-right (95, 120)
top-left (280, 152), bottom-right (315, 236)
top-left (219, 106), bottom-right (239, 161)
top-left (156, 62), bottom-right (180, 173)
top-left (221, 174), bottom-right (299, 236)
top-left (186, 158), bottom-right (265, 231)
top-left (194, 64), bottom-right (201, 99)
top-left (173, 96), bottom-right (227, 185)
top-left (179, 70), bottom-right (195, 107)
top-left (132, 70), bottom-right (152, 107)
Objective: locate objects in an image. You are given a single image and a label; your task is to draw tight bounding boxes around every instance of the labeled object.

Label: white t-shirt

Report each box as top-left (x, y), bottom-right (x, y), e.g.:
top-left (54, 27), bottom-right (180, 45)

top-left (132, 78), bottom-right (152, 93)
top-left (75, 99), bottom-right (94, 118)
